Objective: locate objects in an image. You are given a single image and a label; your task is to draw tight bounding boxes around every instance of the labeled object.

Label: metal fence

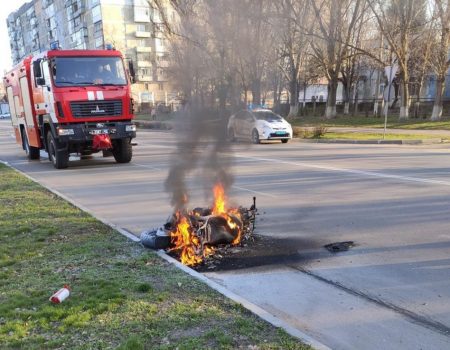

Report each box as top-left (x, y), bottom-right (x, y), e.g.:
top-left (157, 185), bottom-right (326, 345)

top-left (277, 98), bottom-right (450, 119)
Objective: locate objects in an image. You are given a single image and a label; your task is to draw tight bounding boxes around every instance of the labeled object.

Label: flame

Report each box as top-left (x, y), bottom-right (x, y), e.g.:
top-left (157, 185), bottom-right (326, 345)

top-left (227, 215), bottom-right (242, 245)
top-left (212, 183), bottom-right (226, 215)
top-left (203, 245), bottom-right (215, 257)
top-left (169, 183), bottom-right (244, 266)
top-left (170, 215), bottom-right (203, 266)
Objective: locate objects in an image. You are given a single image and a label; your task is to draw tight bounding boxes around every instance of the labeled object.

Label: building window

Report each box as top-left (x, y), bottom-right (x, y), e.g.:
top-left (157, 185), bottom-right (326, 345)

top-left (94, 21), bottom-right (102, 36)
top-left (137, 24), bottom-right (147, 32)
top-left (95, 36), bottom-right (103, 48)
top-left (137, 53), bottom-right (149, 62)
top-left (144, 83), bottom-right (149, 90)
top-left (92, 5), bottom-right (102, 23)
top-left (137, 39), bottom-right (148, 47)
top-left (159, 83), bottom-right (163, 91)
top-left (73, 15), bottom-right (81, 28)
top-left (134, 7), bottom-right (150, 22)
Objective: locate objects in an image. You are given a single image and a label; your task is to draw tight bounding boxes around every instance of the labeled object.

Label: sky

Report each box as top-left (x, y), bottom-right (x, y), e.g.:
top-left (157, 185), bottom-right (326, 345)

top-left (0, 0), bottom-right (28, 75)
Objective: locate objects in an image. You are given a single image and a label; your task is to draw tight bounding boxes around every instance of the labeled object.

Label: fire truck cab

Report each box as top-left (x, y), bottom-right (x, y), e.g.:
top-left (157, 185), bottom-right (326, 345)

top-left (3, 48), bottom-right (136, 169)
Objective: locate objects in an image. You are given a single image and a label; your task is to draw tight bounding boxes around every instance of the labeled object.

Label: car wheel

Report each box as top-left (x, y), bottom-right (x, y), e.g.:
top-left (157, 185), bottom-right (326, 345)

top-left (252, 129), bottom-right (260, 144)
top-left (281, 139), bottom-right (289, 144)
top-left (23, 132), bottom-right (40, 160)
top-left (228, 128), bottom-right (236, 142)
top-left (47, 132), bottom-right (68, 169)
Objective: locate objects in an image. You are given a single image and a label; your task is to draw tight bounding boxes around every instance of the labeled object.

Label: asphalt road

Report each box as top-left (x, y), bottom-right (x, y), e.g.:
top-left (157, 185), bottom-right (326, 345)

top-left (1, 119), bottom-right (450, 349)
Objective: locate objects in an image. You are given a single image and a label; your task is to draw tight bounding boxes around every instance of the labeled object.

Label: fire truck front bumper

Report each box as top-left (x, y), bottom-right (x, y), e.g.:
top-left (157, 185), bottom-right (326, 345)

top-left (56, 122), bottom-right (137, 143)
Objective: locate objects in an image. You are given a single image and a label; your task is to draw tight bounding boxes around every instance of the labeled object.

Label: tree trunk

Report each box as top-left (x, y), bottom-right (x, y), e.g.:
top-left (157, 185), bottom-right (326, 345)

top-left (289, 105), bottom-right (299, 117)
top-left (342, 80), bottom-right (350, 115)
top-left (344, 102), bottom-right (350, 115)
top-left (414, 82), bottom-right (423, 119)
top-left (218, 83), bottom-right (226, 110)
top-left (252, 80), bottom-right (261, 105)
top-left (352, 82), bottom-right (359, 116)
top-left (343, 86), bottom-right (350, 115)
top-left (326, 77), bottom-right (338, 119)
top-left (288, 79), bottom-right (299, 118)
top-left (399, 78), bottom-right (409, 120)
top-left (431, 75), bottom-right (445, 121)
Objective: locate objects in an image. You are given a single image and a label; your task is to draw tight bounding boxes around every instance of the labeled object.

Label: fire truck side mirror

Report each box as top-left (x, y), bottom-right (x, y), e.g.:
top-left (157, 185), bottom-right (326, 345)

top-left (127, 60), bottom-right (136, 84)
top-left (33, 60), bottom-right (45, 86)
top-left (36, 77), bottom-right (46, 86)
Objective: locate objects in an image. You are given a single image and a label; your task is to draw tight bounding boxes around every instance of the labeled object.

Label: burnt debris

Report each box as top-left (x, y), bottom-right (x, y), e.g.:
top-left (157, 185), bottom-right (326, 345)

top-left (324, 241), bottom-right (355, 253)
top-left (141, 197), bottom-right (257, 267)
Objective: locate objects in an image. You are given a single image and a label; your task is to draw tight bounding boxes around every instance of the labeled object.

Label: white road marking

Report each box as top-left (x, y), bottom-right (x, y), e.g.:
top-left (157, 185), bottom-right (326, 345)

top-left (133, 163), bottom-right (162, 171)
top-left (232, 185), bottom-right (277, 198)
top-left (236, 154), bottom-right (450, 187)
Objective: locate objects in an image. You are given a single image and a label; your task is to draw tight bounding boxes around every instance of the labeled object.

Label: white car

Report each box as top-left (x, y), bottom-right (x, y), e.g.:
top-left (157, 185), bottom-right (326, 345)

top-left (0, 112), bottom-right (11, 119)
top-left (227, 109), bottom-right (293, 144)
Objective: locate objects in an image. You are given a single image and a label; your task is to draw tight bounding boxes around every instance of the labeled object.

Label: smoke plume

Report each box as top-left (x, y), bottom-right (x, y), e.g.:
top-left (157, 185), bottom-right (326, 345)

top-left (164, 99), bottom-right (234, 212)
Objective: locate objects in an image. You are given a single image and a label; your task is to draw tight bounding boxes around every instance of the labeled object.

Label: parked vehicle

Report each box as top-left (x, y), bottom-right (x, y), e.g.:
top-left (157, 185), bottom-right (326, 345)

top-left (0, 103), bottom-right (10, 119)
top-left (2, 46), bottom-right (136, 169)
top-left (227, 109), bottom-right (293, 144)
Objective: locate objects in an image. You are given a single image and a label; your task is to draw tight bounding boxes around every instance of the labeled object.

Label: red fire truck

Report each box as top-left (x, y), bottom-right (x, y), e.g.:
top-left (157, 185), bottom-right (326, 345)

top-left (3, 47), bottom-right (136, 169)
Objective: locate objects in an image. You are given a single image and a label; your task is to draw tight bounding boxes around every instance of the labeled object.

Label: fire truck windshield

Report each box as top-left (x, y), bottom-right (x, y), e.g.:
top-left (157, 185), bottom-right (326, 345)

top-left (53, 56), bottom-right (127, 87)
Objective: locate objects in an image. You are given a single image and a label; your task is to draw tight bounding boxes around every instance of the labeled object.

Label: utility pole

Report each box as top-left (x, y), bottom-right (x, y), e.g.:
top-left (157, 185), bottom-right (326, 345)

top-left (383, 56), bottom-right (398, 140)
top-left (374, 35), bottom-right (383, 117)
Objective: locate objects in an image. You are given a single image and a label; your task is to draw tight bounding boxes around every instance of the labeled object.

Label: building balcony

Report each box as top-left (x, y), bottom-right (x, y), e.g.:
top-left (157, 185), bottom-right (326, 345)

top-left (137, 60), bottom-right (152, 68)
top-left (136, 46), bottom-right (151, 53)
top-left (135, 31), bottom-right (151, 38)
top-left (136, 75), bottom-right (153, 82)
top-left (158, 60), bottom-right (169, 68)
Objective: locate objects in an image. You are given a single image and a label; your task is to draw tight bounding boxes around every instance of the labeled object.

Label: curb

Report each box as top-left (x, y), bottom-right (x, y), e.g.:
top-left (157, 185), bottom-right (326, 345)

top-left (294, 138), bottom-right (443, 145)
top-left (0, 159), bottom-right (330, 350)
top-left (134, 120), bottom-right (173, 130)
top-left (132, 124), bottom-right (444, 145)
top-left (0, 160), bottom-right (140, 243)
top-left (154, 250), bottom-right (331, 350)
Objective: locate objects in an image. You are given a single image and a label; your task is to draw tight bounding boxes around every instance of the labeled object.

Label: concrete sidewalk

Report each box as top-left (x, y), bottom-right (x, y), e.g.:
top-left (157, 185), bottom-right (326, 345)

top-left (305, 126), bottom-right (450, 137)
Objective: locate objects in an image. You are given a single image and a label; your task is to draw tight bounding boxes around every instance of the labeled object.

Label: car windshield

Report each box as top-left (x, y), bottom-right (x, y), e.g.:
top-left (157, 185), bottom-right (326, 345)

top-left (253, 111), bottom-right (283, 122)
top-left (53, 56), bottom-right (127, 87)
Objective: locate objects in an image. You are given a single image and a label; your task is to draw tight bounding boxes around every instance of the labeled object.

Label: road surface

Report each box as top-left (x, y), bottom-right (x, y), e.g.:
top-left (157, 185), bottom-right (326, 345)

top-left (1, 119), bottom-right (450, 349)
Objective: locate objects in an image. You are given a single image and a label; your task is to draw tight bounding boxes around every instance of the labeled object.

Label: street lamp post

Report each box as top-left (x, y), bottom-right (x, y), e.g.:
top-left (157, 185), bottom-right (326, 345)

top-left (383, 59), bottom-right (398, 140)
top-left (383, 65), bottom-right (393, 140)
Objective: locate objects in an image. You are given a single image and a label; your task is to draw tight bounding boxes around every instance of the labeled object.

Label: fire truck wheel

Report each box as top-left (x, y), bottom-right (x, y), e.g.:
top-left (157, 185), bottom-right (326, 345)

top-left (112, 138), bottom-right (132, 163)
top-left (23, 133), bottom-right (40, 160)
top-left (47, 132), bottom-right (68, 169)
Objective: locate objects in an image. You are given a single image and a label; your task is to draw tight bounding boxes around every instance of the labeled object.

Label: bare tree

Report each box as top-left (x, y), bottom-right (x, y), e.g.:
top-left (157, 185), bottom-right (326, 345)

top-left (430, 0), bottom-right (450, 120)
top-left (271, 0), bottom-right (311, 117)
top-left (368, 0), bottom-right (428, 120)
top-left (308, 0), bottom-right (365, 119)
top-left (340, 6), bottom-right (370, 115)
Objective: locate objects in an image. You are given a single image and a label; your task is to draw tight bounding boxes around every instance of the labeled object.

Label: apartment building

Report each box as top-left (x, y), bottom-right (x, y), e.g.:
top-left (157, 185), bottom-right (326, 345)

top-left (7, 0), bottom-right (177, 107)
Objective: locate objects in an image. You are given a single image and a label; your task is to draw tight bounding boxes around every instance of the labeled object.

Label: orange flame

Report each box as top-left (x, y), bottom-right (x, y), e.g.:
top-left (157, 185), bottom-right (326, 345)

top-left (170, 215), bottom-right (203, 266)
top-left (169, 183), bottom-right (244, 266)
top-left (212, 183), bottom-right (226, 216)
top-left (203, 245), bottom-right (215, 257)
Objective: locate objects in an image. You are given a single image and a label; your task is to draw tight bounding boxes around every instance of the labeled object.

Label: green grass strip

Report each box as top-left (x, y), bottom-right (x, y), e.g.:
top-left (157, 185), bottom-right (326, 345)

top-left (0, 164), bottom-right (310, 350)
